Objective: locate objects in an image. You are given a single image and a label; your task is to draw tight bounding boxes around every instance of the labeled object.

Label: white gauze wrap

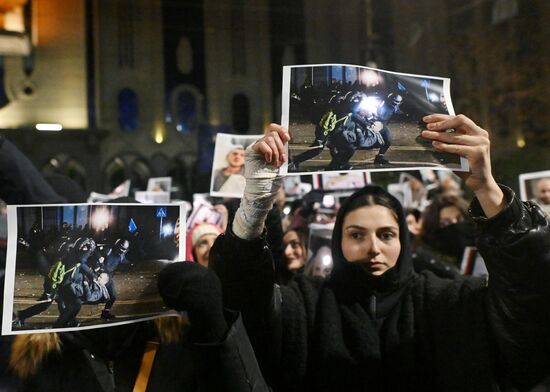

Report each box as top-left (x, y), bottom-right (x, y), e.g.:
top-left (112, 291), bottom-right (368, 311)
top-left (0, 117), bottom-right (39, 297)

top-left (232, 145), bottom-right (282, 240)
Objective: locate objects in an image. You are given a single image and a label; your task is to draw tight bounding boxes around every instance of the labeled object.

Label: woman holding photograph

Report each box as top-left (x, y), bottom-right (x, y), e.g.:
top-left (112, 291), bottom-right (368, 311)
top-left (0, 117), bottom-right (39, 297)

top-left (160, 114), bottom-right (550, 391)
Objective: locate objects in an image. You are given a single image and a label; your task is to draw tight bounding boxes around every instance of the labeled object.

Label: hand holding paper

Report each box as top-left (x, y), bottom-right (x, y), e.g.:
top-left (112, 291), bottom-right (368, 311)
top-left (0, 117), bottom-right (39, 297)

top-left (422, 114), bottom-right (504, 217)
top-left (231, 125), bottom-right (289, 240)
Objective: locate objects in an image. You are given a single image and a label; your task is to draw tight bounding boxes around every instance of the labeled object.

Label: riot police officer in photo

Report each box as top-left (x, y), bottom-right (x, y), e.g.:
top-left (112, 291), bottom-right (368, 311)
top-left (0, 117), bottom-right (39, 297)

top-left (87, 238), bottom-right (130, 320)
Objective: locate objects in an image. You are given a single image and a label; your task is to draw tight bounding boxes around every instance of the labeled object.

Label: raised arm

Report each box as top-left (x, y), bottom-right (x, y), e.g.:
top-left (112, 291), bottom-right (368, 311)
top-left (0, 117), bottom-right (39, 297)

top-left (232, 124), bottom-right (290, 240)
top-left (421, 114), bottom-right (505, 217)
top-left (423, 114), bottom-right (550, 388)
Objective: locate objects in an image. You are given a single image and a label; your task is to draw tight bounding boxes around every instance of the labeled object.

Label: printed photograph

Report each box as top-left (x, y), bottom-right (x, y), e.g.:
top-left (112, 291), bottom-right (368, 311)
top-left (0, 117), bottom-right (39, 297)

top-left (519, 170), bottom-right (550, 216)
top-left (282, 176), bottom-right (313, 198)
top-left (318, 172), bottom-right (370, 190)
top-left (147, 177), bottom-right (172, 193)
top-left (186, 203), bottom-right (225, 229)
top-left (304, 223), bottom-right (334, 279)
top-left (210, 133), bottom-right (261, 198)
top-left (134, 191), bottom-right (171, 204)
top-left (87, 180), bottom-right (131, 203)
top-left (3, 203), bottom-right (186, 334)
top-left (281, 64), bottom-right (468, 174)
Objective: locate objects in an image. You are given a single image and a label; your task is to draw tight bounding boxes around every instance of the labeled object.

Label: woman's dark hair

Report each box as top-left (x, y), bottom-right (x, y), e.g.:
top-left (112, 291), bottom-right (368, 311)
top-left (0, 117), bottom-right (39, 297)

top-left (404, 208), bottom-right (421, 221)
top-left (420, 194), bottom-right (470, 243)
top-left (343, 191), bottom-right (400, 221)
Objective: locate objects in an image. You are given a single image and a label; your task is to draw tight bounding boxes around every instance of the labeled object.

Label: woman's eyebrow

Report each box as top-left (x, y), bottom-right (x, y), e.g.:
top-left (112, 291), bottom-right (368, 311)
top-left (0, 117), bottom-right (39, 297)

top-left (344, 225), bottom-right (366, 230)
top-left (344, 224), bottom-right (399, 231)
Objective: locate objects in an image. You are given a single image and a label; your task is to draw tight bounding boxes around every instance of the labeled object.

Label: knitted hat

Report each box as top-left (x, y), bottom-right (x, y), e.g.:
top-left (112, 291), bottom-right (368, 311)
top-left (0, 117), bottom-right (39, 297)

top-left (185, 223), bottom-right (224, 262)
top-left (191, 223), bottom-right (223, 247)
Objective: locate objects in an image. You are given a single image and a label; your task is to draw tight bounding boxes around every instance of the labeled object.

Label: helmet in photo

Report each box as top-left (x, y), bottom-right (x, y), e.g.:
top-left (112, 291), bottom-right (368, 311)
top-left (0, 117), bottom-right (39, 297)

top-left (113, 238), bottom-right (130, 255)
top-left (387, 93), bottom-right (403, 107)
top-left (73, 237), bottom-right (96, 260)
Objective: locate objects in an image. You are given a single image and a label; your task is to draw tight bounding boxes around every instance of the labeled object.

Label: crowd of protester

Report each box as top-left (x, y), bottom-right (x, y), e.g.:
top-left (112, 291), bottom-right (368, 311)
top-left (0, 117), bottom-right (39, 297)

top-left (0, 113), bottom-right (549, 391)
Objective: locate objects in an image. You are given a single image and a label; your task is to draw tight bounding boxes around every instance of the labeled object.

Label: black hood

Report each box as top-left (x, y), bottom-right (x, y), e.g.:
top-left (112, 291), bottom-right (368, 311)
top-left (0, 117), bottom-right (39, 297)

top-left (328, 184), bottom-right (415, 316)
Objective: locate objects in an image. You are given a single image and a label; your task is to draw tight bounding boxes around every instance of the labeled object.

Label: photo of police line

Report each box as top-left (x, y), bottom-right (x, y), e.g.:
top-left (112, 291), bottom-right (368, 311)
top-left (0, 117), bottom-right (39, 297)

top-left (3, 204), bottom-right (182, 334)
top-left (1, 73), bottom-right (549, 392)
top-left (284, 64), bottom-right (465, 173)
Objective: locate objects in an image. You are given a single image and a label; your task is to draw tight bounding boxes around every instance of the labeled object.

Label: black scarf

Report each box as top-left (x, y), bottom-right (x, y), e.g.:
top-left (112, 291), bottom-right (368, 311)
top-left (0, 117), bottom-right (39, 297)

top-left (310, 185), bottom-right (419, 391)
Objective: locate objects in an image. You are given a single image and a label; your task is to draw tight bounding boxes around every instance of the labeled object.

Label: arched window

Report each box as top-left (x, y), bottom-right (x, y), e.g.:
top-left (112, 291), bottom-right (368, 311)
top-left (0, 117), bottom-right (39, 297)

top-left (175, 90), bottom-right (196, 134)
top-left (117, 88), bottom-right (139, 131)
top-left (104, 154), bottom-right (151, 193)
top-left (41, 154), bottom-right (88, 193)
top-left (232, 93), bottom-right (250, 134)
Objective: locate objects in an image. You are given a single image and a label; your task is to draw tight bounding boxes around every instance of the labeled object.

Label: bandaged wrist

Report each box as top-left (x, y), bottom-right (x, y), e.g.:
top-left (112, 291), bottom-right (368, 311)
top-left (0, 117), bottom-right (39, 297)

top-left (232, 146), bottom-right (282, 240)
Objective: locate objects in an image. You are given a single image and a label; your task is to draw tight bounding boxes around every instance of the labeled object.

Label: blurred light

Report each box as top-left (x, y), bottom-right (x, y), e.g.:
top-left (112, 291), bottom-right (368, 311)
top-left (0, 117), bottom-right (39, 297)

top-left (283, 206), bottom-right (291, 215)
top-left (154, 132), bottom-right (164, 144)
top-left (428, 92), bottom-right (439, 102)
top-left (162, 223), bottom-right (174, 236)
top-left (357, 96), bottom-right (380, 115)
top-left (36, 123), bottom-right (62, 131)
top-left (322, 195), bottom-right (335, 208)
top-left (322, 255), bottom-right (332, 267)
top-left (360, 70), bottom-right (380, 86)
top-left (516, 136), bottom-right (526, 148)
top-left (91, 208), bottom-right (110, 231)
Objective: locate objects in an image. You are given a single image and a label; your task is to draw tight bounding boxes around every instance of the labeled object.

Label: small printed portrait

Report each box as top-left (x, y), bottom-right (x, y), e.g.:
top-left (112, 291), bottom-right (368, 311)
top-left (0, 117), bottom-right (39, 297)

top-left (210, 133), bottom-right (261, 198)
top-left (147, 177), bottom-right (172, 193)
top-left (282, 64), bottom-right (467, 175)
top-left (319, 172), bottom-right (369, 191)
top-left (519, 170), bottom-right (550, 216)
top-left (282, 176), bottom-right (313, 198)
top-left (134, 191), bottom-right (171, 204)
top-left (304, 223), bottom-right (334, 279)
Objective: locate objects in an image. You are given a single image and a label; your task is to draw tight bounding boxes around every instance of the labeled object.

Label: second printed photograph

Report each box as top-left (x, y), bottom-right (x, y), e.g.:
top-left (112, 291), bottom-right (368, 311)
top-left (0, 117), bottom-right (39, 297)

top-left (281, 64), bottom-right (468, 174)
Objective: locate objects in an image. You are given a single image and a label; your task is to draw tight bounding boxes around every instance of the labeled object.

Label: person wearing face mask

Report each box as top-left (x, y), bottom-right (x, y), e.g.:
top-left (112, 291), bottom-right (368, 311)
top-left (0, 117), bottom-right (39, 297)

top-left (159, 116), bottom-right (550, 391)
top-left (414, 193), bottom-right (475, 272)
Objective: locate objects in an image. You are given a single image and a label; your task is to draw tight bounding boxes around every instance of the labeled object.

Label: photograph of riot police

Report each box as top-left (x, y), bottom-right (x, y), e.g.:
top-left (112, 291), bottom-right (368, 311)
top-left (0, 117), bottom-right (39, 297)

top-left (7, 203), bottom-right (181, 333)
top-left (286, 64), bottom-right (462, 172)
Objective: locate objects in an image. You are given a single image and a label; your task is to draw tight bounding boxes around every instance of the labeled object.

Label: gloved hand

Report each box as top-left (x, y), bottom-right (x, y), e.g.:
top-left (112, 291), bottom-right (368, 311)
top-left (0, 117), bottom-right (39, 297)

top-left (158, 262), bottom-right (228, 343)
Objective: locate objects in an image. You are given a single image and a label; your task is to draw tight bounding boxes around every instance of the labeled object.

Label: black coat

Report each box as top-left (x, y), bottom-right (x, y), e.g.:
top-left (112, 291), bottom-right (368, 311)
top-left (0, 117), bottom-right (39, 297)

top-left (211, 185), bottom-right (550, 391)
top-left (11, 311), bottom-right (267, 392)
top-left (13, 322), bottom-right (198, 392)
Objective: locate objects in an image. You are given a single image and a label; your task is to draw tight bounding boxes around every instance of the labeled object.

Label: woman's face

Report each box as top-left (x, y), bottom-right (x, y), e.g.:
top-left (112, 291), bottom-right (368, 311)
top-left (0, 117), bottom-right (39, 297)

top-left (283, 230), bottom-right (306, 270)
top-left (438, 206), bottom-right (463, 228)
top-left (405, 213), bottom-right (421, 236)
top-left (341, 205), bottom-right (401, 276)
top-left (193, 233), bottom-right (219, 267)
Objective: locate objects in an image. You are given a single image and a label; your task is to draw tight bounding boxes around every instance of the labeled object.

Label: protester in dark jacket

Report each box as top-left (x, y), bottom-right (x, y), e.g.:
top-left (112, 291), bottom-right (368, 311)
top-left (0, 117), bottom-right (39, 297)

top-left (0, 135), bottom-right (66, 204)
top-left (9, 317), bottom-right (198, 391)
top-left (179, 115), bottom-right (550, 391)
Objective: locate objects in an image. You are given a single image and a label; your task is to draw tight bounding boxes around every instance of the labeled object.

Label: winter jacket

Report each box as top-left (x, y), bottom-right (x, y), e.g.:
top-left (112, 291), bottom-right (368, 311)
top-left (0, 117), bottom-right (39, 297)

top-left (0, 136), bottom-right (65, 204)
top-left (10, 311), bottom-right (266, 392)
top-left (210, 184), bottom-right (550, 391)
